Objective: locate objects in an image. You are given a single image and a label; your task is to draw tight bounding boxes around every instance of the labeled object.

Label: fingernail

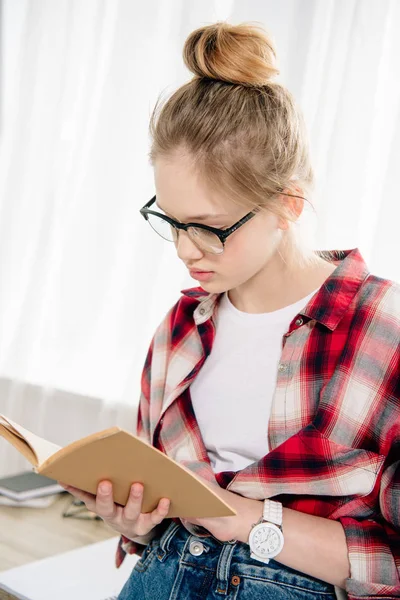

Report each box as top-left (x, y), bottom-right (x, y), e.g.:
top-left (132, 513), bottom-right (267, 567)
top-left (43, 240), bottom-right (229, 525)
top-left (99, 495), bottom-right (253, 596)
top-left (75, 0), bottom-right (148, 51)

top-left (131, 484), bottom-right (142, 496)
top-left (100, 483), bottom-right (110, 493)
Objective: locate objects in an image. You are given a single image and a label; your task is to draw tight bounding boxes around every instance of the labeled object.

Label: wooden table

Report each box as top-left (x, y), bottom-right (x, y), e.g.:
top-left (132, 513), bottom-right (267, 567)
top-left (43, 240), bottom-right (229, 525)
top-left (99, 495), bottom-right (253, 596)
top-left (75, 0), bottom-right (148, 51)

top-left (0, 493), bottom-right (116, 572)
top-left (0, 591), bottom-right (18, 600)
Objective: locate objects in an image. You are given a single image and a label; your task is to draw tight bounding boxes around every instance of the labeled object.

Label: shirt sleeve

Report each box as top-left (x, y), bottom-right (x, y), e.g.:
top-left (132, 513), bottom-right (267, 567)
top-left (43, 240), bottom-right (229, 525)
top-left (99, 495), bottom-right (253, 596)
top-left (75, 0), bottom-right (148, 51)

top-left (319, 284), bottom-right (400, 598)
top-left (339, 443), bottom-right (400, 597)
top-left (115, 529), bottom-right (159, 568)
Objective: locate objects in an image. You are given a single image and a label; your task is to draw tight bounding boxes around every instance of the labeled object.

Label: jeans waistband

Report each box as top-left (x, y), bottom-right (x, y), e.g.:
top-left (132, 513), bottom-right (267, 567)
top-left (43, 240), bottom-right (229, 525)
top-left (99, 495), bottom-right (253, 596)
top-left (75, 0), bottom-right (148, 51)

top-left (154, 520), bottom-right (337, 598)
top-left (158, 521), bottom-right (238, 596)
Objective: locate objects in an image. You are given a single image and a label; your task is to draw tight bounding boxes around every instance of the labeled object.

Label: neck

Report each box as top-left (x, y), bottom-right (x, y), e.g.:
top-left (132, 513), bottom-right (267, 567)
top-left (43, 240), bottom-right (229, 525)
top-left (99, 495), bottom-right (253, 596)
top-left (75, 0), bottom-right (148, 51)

top-left (227, 254), bottom-right (337, 314)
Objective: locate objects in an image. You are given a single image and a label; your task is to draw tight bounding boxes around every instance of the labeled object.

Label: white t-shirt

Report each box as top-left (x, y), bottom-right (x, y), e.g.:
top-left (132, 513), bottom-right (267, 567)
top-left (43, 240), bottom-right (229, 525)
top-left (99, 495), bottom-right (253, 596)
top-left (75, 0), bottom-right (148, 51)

top-left (189, 288), bottom-right (320, 473)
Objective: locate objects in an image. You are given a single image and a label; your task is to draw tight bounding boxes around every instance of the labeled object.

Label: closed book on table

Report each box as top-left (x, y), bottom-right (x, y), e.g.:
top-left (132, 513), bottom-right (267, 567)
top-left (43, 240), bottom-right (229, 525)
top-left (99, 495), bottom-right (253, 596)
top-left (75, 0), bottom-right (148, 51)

top-left (0, 414), bottom-right (236, 518)
top-left (0, 471), bottom-right (63, 500)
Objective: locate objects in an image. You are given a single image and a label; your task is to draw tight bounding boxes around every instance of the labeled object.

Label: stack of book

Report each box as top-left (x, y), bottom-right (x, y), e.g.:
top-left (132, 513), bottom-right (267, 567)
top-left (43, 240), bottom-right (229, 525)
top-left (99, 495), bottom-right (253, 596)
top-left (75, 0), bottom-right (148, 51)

top-left (0, 471), bottom-right (65, 508)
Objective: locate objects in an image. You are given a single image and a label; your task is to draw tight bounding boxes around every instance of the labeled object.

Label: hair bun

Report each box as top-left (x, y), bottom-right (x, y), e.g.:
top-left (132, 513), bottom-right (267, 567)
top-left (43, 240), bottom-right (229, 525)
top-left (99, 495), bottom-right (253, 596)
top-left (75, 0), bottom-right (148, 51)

top-left (183, 21), bottom-right (279, 87)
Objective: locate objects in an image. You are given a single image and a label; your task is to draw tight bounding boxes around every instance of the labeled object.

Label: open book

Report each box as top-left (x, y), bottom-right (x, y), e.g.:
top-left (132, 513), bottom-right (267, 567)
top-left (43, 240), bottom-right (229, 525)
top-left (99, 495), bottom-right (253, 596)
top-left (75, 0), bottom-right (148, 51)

top-left (0, 414), bottom-right (236, 519)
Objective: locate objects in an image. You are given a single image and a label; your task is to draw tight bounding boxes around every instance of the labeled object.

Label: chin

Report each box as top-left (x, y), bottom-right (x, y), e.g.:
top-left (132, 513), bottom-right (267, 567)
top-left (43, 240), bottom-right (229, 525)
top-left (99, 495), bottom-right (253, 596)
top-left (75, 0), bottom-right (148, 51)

top-left (198, 280), bottom-right (229, 294)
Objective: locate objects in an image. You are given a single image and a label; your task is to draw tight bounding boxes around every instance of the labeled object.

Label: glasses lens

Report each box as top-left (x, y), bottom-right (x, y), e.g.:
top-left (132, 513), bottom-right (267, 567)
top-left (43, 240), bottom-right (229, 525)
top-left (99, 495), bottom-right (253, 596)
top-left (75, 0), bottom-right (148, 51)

top-left (147, 214), bottom-right (176, 242)
top-left (146, 214), bottom-right (224, 254)
top-left (188, 227), bottom-right (224, 254)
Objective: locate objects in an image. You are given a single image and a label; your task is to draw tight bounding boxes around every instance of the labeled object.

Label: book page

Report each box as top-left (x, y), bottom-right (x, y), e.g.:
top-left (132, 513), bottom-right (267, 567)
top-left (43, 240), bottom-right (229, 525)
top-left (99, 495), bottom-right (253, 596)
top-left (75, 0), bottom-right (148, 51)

top-left (0, 415), bottom-right (62, 467)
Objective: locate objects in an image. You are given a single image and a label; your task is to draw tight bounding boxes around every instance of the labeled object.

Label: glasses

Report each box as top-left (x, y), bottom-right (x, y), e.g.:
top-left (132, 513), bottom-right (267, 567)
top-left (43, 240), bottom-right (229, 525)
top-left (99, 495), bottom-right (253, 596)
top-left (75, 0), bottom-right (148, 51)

top-left (140, 195), bottom-right (257, 254)
top-left (140, 192), bottom-right (307, 255)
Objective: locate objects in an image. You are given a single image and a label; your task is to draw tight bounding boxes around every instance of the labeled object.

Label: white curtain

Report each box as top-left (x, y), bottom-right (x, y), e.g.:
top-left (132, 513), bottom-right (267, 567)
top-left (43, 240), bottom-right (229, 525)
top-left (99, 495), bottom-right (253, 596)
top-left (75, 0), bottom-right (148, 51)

top-left (0, 0), bottom-right (399, 475)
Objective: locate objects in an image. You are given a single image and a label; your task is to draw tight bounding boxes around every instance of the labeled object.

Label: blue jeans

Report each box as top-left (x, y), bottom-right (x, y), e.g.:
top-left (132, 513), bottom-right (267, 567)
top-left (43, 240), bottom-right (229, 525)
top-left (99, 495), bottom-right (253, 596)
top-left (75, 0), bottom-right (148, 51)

top-left (117, 521), bottom-right (337, 599)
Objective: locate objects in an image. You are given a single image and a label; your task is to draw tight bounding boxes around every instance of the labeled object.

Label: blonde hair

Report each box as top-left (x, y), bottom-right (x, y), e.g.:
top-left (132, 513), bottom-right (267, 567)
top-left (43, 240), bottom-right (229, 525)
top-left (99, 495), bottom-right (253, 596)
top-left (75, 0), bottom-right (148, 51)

top-left (149, 21), bottom-right (330, 269)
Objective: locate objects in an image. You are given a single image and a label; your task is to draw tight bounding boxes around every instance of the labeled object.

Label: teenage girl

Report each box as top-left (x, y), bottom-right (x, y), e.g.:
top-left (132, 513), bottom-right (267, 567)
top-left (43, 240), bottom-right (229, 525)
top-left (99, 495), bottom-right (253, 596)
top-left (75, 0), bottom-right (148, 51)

top-left (60, 21), bottom-right (400, 600)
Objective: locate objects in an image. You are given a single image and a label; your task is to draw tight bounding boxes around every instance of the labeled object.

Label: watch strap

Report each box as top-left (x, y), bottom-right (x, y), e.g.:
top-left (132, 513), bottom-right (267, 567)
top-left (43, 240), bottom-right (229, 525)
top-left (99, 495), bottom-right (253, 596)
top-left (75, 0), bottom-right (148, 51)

top-left (262, 499), bottom-right (283, 526)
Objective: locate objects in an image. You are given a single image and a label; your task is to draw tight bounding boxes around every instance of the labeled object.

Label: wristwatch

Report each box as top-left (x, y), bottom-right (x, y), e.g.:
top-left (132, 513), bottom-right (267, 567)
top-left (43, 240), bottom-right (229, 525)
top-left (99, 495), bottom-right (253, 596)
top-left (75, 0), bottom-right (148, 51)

top-left (248, 499), bottom-right (284, 564)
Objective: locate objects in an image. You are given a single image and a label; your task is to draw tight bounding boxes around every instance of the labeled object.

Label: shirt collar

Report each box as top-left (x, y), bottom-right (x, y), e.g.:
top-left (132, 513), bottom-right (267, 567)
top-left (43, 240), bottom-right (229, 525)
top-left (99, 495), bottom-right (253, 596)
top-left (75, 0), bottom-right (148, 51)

top-left (180, 248), bottom-right (370, 331)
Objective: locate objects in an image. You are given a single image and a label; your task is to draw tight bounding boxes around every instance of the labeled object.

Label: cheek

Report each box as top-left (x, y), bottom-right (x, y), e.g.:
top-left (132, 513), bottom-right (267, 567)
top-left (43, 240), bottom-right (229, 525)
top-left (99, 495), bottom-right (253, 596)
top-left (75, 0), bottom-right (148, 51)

top-left (216, 236), bottom-right (261, 280)
top-left (225, 226), bottom-right (272, 265)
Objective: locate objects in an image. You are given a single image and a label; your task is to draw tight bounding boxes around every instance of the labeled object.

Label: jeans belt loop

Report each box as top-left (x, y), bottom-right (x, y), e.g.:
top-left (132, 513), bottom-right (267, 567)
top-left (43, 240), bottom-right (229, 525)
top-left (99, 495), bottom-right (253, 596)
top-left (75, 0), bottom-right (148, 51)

top-left (215, 541), bottom-right (237, 595)
top-left (157, 521), bottom-right (181, 560)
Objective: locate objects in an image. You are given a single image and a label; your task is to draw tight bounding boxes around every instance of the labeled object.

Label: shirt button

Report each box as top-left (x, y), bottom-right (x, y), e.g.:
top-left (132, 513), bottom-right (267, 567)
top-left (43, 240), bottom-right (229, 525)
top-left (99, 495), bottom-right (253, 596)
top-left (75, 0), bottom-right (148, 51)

top-left (295, 317), bottom-right (303, 326)
top-left (199, 308), bottom-right (205, 315)
top-left (189, 540), bottom-right (204, 556)
top-left (278, 363), bottom-right (287, 372)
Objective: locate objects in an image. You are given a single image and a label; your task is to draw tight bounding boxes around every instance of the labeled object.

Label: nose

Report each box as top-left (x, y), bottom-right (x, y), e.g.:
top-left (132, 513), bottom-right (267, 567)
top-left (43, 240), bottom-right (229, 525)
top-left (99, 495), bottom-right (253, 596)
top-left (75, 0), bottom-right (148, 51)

top-left (175, 229), bottom-right (204, 262)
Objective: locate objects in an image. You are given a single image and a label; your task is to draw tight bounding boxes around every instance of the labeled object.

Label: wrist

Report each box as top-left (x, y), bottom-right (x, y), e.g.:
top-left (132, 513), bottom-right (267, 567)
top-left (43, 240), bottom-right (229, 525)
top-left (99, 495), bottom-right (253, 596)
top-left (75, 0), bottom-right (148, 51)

top-left (237, 499), bottom-right (264, 544)
top-left (247, 499), bottom-right (285, 564)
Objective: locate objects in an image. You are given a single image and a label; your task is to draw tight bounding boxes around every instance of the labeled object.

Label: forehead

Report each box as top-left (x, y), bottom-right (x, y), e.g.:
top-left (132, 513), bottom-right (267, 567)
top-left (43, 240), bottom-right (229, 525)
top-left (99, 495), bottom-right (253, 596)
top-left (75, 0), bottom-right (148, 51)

top-left (154, 155), bottom-right (239, 219)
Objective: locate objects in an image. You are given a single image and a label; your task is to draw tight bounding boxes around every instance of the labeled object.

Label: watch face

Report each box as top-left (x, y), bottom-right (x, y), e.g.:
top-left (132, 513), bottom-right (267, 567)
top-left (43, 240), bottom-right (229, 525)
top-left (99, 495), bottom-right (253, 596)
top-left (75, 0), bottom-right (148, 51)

top-left (250, 524), bottom-right (283, 558)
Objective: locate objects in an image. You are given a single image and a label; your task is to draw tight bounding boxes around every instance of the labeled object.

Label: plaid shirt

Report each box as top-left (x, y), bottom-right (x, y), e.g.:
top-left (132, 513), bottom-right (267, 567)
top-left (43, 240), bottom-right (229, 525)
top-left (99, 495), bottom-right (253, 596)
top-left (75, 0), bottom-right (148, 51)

top-left (115, 248), bottom-right (400, 599)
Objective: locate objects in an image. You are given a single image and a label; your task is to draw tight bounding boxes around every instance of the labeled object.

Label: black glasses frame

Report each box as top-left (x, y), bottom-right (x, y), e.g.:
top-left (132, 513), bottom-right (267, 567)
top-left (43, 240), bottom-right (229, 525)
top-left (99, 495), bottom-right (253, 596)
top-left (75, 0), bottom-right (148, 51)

top-left (140, 191), bottom-right (308, 253)
top-left (140, 195), bottom-right (257, 251)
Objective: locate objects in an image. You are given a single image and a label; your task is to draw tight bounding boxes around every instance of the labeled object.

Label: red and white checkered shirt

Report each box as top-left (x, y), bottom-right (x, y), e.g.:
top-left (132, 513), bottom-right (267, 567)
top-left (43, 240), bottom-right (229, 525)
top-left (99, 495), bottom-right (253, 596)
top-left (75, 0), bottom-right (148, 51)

top-left (115, 248), bottom-right (400, 599)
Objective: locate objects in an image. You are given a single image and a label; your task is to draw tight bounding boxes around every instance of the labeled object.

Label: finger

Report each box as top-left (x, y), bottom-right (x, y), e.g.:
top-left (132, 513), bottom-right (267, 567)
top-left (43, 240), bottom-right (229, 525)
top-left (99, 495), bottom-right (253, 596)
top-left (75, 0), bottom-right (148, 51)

top-left (95, 480), bottom-right (117, 520)
top-left (145, 497), bottom-right (171, 528)
top-left (124, 483), bottom-right (170, 524)
top-left (61, 484), bottom-right (98, 511)
top-left (122, 483), bottom-right (144, 522)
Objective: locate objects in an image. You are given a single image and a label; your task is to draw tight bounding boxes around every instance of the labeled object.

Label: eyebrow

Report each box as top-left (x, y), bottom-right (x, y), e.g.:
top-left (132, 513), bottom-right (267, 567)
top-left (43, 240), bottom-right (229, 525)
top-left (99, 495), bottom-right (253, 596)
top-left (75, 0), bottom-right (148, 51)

top-left (156, 202), bottom-right (228, 222)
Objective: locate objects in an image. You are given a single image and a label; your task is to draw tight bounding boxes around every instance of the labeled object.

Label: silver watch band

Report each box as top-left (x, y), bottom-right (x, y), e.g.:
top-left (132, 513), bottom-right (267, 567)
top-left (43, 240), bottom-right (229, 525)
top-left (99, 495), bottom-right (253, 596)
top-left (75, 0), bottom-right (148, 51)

top-left (263, 499), bottom-right (283, 526)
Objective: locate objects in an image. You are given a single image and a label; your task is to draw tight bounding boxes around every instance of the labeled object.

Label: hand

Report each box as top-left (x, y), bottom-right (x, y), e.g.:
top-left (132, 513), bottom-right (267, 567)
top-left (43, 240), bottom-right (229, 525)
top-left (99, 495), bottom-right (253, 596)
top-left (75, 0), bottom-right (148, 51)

top-left (182, 480), bottom-right (263, 544)
top-left (58, 480), bottom-right (170, 539)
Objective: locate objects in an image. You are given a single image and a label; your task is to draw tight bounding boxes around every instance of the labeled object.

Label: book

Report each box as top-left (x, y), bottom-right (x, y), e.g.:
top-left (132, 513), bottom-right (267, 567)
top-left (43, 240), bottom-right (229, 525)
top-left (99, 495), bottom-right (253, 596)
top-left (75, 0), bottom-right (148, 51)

top-left (0, 414), bottom-right (236, 518)
top-left (0, 471), bottom-right (64, 501)
top-left (0, 491), bottom-right (60, 508)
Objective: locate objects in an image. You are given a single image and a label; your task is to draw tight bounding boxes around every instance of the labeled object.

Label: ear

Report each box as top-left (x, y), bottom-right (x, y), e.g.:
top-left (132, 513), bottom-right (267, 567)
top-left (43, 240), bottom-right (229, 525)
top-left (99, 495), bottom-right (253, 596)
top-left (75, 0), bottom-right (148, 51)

top-left (277, 187), bottom-right (305, 230)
